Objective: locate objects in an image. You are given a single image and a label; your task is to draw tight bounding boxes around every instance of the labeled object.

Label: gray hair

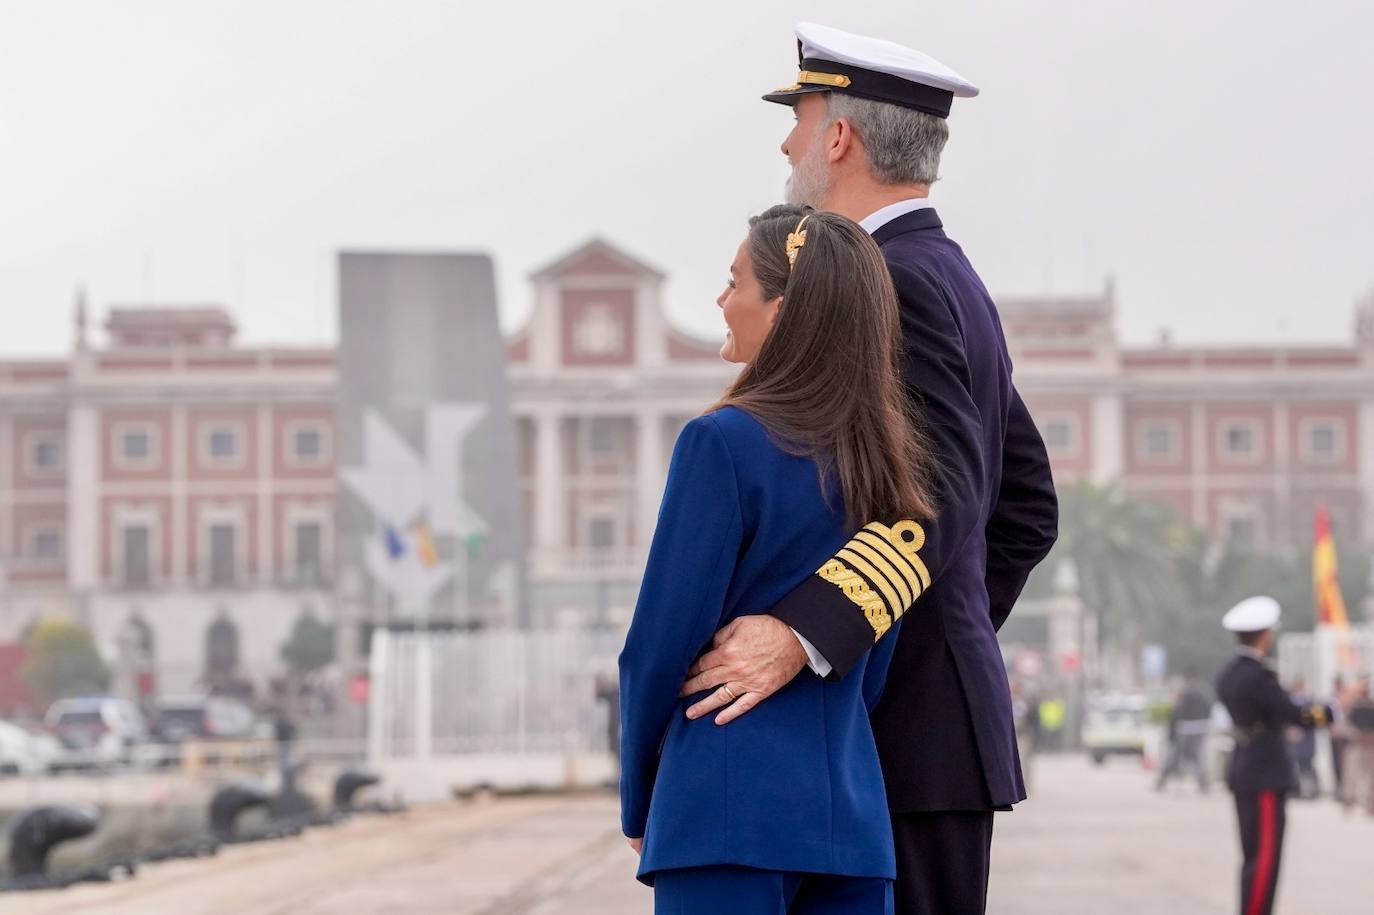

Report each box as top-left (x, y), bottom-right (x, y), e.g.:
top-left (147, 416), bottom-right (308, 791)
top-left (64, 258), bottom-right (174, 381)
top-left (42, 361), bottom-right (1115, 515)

top-left (823, 94), bottom-right (949, 186)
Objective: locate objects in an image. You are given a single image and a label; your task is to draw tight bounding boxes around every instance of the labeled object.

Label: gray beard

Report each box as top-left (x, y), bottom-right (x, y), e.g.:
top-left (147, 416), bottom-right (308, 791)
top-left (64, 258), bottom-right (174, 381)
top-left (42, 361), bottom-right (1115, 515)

top-left (785, 149), bottom-right (829, 207)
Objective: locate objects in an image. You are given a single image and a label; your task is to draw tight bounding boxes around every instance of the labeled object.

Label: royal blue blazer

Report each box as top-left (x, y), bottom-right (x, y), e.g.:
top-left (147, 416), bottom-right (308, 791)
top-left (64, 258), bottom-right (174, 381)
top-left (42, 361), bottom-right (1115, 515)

top-left (619, 406), bottom-right (901, 885)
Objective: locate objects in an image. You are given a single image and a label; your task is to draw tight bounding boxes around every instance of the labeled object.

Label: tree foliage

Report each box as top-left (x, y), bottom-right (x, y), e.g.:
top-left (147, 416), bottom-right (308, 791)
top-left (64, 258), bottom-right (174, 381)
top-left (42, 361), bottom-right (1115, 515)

top-left (20, 617), bottom-right (111, 704)
top-left (280, 611), bottom-right (336, 674)
top-left (1022, 482), bottom-right (1372, 677)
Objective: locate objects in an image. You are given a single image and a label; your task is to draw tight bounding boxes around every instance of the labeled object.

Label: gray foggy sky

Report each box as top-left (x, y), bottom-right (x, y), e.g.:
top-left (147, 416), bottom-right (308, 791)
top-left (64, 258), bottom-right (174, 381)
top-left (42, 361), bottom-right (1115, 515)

top-left (2, 0), bottom-right (1372, 357)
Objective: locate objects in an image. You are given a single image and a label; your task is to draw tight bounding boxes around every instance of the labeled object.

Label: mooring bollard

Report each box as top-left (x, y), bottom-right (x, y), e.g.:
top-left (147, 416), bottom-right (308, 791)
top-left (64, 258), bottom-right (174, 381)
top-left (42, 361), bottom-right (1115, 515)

top-left (7, 804), bottom-right (101, 882)
top-left (208, 783), bottom-right (273, 842)
top-left (332, 768), bottom-right (381, 812)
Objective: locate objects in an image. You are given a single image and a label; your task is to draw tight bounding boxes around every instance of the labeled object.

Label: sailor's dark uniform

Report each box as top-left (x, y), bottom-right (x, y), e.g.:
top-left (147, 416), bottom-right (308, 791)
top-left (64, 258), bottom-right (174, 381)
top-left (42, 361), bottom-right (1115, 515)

top-left (1215, 650), bottom-right (1329, 915)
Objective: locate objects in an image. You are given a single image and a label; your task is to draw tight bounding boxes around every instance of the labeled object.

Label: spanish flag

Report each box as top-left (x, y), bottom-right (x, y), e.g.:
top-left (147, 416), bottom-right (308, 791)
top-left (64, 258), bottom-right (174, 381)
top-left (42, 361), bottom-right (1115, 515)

top-left (1313, 506), bottom-right (1350, 629)
top-left (413, 524), bottom-right (439, 569)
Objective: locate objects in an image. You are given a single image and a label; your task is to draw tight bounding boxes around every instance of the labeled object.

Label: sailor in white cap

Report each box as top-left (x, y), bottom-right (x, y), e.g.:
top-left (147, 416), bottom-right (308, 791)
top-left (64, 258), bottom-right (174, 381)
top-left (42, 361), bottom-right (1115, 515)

top-left (1214, 597), bottom-right (1331, 915)
top-left (679, 20), bottom-right (1060, 915)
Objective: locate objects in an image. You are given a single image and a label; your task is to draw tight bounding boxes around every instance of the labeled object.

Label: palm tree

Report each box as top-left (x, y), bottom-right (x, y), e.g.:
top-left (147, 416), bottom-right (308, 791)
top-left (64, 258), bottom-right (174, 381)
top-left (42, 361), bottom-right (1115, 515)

top-left (1026, 482), bottom-right (1208, 679)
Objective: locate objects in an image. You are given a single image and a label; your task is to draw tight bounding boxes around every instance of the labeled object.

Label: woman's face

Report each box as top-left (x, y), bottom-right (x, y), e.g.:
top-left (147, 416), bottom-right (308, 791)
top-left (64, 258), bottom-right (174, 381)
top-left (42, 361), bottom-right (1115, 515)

top-left (717, 240), bottom-right (782, 364)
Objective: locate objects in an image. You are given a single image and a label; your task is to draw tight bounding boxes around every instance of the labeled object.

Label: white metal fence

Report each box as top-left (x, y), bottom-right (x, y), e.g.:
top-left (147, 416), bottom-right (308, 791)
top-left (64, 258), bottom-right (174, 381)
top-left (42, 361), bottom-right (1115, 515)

top-left (366, 628), bottom-right (624, 764)
top-left (1278, 625), bottom-right (1374, 692)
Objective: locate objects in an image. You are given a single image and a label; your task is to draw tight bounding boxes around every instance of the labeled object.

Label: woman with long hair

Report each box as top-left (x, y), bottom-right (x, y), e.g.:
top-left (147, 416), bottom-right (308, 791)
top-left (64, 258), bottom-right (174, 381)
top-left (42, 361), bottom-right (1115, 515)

top-left (619, 204), bottom-right (935, 913)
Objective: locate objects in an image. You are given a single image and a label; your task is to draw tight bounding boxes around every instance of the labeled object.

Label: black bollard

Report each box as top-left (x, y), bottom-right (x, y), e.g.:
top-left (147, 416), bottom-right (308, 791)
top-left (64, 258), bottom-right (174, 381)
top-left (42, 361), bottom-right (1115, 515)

top-left (8, 804), bottom-right (101, 880)
top-left (332, 768), bottom-right (381, 812)
top-left (208, 783), bottom-right (273, 842)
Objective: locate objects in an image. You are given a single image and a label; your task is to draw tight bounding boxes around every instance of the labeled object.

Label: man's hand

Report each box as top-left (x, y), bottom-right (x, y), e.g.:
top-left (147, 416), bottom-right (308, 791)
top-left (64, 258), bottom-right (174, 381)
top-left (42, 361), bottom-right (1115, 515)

top-left (627, 836), bottom-right (643, 856)
top-left (678, 615), bottom-right (808, 725)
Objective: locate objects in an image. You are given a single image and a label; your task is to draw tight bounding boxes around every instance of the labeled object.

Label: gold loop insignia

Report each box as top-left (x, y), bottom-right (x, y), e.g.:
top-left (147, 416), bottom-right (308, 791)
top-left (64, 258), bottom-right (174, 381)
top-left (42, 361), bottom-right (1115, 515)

top-left (797, 70), bottom-right (853, 89)
top-left (786, 215), bottom-right (811, 272)
top-left (815, 520), bottom-right (930, 639)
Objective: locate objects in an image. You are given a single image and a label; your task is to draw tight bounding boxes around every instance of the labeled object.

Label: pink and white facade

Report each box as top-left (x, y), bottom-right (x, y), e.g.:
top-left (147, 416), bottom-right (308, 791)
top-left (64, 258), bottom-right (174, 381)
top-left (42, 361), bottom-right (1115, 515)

top-left (1, 240), bottom-right (1371, 695)
top-left (1006, 285), bottom-right (1374, 550)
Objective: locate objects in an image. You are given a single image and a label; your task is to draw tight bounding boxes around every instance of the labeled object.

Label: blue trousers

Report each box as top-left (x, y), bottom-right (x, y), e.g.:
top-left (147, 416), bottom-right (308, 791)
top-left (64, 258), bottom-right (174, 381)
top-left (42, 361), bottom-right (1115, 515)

top-left (653, 865), bottom-right (893, 915)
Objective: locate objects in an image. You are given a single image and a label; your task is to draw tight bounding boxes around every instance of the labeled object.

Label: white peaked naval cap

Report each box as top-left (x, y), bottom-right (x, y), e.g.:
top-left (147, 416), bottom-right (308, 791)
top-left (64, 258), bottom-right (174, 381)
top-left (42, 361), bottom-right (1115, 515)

top-left (763, 22), bottom-right (978, 118)
top-left (1222, 596), bottom-right (1282, 633)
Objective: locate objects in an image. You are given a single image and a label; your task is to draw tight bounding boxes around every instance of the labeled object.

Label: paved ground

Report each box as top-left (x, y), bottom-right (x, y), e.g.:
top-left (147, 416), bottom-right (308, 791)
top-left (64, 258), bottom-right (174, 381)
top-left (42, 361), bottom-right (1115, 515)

top-left (10, 755), bottom-right (1372, 914)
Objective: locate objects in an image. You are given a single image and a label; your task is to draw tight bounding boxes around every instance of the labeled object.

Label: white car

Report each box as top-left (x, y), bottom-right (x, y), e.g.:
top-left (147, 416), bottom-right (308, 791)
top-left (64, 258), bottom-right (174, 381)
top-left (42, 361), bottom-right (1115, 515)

top-left (45, 697), bottom-right (150, 770)
top-left (0, 720), bottom-right (59, 775)
top-left (1083, 693), bottom-right (1149, 765)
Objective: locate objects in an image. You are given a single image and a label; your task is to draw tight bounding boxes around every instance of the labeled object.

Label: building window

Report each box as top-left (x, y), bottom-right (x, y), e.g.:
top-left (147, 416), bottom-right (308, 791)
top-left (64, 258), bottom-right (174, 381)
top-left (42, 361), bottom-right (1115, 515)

top-left (1226, 516), bottom-right (1257, 550)
top-left (589, 517), bottom-right (616, 550)
top-left (207, 523), bottom-right (238, 587)
top-left (588, 417), bottom-right (617, 454)
top-left (293, 521), bottom-right (324, 585)
top-left (1039, 414), bottom-right (1080, 458)
top-left (200, 423), bottom-right (244, 468)
top-left (1300, 420), bottom-right (1344, 463)
top-left (284, 421), bottom-right (331, 467)
top-left (25, 433), bottom-right (64, 477)
top-left (122, 524), bottom-right (152, 587)
top-left (27, 526), bottom-right (63, 562)
top-left (1217, 421), bottom-right (1260, 464)
top-left (1137, 421), bottom-right (1179, 463)
top-left (114, 424), bottom-right (159, 469)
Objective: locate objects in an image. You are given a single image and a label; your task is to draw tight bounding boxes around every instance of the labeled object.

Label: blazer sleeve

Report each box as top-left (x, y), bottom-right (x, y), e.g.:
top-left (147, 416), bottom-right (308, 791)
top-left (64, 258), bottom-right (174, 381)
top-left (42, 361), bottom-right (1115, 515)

top-left (769, 261), bottom-right (989, 680)
top-left (618, 415), bottom-right (744, 838)
top-left (985, 387), bottom-right (1059, 632)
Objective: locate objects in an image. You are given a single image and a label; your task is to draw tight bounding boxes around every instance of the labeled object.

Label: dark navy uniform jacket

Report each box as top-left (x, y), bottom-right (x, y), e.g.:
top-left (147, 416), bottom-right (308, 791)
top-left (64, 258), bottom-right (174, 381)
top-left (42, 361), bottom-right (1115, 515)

top-left (619, 407), bottom-right (906, 884)
top-left (772, 207), bottom-right (1059, 812)
top-left (1215, 652), bottom-right (1326, 794)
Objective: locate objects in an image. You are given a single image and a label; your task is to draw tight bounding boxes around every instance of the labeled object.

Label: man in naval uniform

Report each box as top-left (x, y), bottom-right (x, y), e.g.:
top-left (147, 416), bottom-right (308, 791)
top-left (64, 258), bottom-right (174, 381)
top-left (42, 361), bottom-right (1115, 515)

top-left (1214, 596), bottom-right (1330, 915)
top-left (677, 22), bottom-right (1060, 915)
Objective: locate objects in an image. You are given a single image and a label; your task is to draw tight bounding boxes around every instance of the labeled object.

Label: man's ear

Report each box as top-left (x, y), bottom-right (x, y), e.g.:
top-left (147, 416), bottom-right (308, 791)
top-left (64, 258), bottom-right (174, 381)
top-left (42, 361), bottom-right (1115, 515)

top-left (825, 117), bottom-right (855, 165)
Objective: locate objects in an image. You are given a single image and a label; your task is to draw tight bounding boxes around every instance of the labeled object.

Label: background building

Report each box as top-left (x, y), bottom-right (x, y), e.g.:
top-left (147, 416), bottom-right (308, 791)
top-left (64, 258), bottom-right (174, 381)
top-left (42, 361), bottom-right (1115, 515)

top-left (1, 242), bottom-right (1370, 699)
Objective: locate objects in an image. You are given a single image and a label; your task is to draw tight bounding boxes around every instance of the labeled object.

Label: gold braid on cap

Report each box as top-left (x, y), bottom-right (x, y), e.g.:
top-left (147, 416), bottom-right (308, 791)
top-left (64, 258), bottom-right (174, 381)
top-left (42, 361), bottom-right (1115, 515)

top-left (786, 215), bottom-right (811, 271)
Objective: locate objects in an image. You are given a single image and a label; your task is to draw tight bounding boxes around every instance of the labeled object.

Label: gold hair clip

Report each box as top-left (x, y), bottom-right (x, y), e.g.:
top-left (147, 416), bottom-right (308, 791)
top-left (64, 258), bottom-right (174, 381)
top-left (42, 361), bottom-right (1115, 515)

top-left (786, 215), bottom-right (811, 271)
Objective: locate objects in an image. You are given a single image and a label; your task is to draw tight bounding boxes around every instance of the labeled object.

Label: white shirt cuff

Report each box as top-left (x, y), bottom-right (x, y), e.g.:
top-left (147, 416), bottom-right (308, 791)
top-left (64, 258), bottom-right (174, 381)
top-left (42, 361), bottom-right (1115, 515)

top-left (791, 628), bottom-right (833, 678)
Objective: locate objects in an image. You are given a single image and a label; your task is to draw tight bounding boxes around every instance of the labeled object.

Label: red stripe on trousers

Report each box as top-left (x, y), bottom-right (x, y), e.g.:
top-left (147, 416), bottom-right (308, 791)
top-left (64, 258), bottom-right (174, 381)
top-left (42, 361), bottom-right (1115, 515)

top-left (1245, 791), bottom-right (1277, 915)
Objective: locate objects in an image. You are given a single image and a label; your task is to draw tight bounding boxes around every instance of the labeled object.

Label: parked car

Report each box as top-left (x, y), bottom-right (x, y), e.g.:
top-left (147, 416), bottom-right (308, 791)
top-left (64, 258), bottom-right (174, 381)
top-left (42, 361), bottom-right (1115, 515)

top-left (45, 697), bottom-right (149, 770)
top-left (1083, 693), bottom-right (1149, 765)
top-left (153, 695), bottom-right (257, 742)
top-left (0, 720), bottom-right (60, 775)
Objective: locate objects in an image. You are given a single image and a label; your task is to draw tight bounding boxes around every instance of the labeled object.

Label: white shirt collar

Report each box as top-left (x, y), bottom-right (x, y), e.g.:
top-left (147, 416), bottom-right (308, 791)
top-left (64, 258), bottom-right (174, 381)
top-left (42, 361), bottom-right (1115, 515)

top-left (1237, 646), bottom-right (1267, 663)
top-left (859, 197), bottom-right (933, 235)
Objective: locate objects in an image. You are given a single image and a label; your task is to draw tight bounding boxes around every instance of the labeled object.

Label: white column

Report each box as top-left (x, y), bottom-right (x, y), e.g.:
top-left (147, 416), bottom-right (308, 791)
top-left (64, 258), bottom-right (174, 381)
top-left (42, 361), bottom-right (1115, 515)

top-left (257, 405), bottom-right (273, 584)
top-left (366, 626), bottom-right (390, 763)
top-left (170, 404), bottom-right (187, 584)
top-left (1088, 389), bottom-right (1123, 485)
top-left (1272, 399), bottom-right (1290, 548)
top-left (634, 278), bottom-right (667, 370)
top-left (636, 411), bottom-right (664, 553)
top-left (529, 281), bottom-right (562, 374)
top-left (1190, 401), bottom-right (1208, 529)
top-left (66, 400), bottom-right (100, 593)
top-left (0, 415), bottom-right (12, 561)
top-left (534, 411), bottom-right (565, 560)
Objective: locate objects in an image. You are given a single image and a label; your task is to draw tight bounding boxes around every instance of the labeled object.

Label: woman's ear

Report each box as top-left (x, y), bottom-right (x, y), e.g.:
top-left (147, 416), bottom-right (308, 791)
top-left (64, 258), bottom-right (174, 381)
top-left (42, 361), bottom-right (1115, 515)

top-left (764, 295), bottom-right (784, 328)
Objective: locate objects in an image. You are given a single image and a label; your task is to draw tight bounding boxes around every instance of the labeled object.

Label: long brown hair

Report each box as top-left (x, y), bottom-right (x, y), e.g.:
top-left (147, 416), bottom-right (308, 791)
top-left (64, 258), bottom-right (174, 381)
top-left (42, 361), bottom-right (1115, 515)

top-left (713, 204), bottom-right (935, 526)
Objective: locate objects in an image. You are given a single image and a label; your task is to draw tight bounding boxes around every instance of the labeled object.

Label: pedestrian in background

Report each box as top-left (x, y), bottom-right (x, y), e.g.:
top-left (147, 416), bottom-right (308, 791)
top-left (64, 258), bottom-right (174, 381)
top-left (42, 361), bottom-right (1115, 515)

top-left (1156, 668), bottom-right (1212, 793)
top-left (1284, 676), bottom-right (1319, 800)
top-left (1327, 675), bottom-right (1353, 800)
top-left (1343, 676), bottom-right (1374, 815)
